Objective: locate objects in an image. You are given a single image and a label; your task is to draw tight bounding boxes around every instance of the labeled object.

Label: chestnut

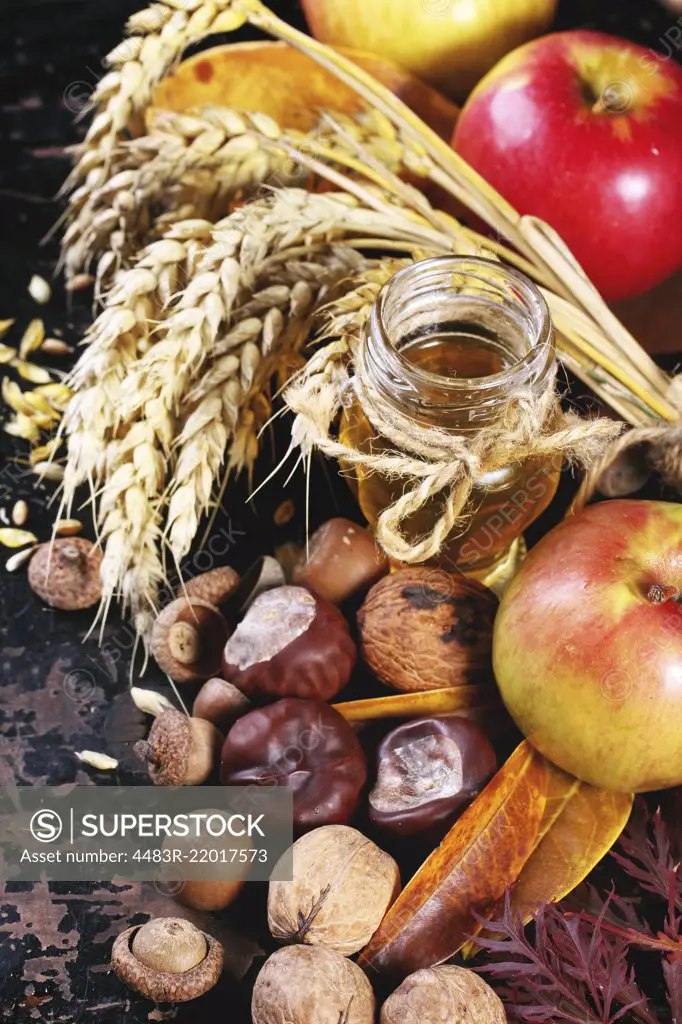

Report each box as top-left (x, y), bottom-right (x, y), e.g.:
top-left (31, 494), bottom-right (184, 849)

top-left (220, 698), bottom-right (367, 830)
top-left (368, 717), bottom-right (496, 837)
top-left (291, 517), bottom-right (388, 604)
top-left (222, 585), bottom-right (356, 701)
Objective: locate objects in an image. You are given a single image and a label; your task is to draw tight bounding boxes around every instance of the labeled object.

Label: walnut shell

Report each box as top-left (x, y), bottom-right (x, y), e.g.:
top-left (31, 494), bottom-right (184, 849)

top-left (28, 538), bottom-right (102, 610)
top-left (268, 825), bottom-right (400, 955)
top-left (381, 965), bottom-right (506, 1023)
top-left (358, 568), bottom-right (498, 692)
top-left (252, 945), bottom-right (375, 1024)
top-left (222, 586), bottom-right (356, 701)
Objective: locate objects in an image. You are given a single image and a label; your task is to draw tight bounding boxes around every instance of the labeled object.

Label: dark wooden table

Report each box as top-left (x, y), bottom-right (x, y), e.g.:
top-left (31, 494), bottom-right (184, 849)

top-left (0, 1), bottom-right (680, 1020)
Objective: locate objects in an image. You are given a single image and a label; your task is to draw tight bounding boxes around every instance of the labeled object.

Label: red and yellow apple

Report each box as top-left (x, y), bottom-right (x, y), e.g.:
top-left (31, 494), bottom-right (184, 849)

top-left (493, 500), bottom-right (682, 793)
top-left (453, 31), bottom-right (682, 301)
top-left (301, 0), bottom-right (558, 98)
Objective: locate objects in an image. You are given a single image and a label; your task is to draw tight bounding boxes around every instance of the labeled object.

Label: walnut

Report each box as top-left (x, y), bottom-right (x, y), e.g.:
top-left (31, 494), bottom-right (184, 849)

top-left (252, 945), bottom-right (375, 1024)
top-left (381, 966), bottom-right (506, 1024)
top-left (358, 568), bottom-right (497, 692)
top-left (268, 825), bottom-right (400, 955)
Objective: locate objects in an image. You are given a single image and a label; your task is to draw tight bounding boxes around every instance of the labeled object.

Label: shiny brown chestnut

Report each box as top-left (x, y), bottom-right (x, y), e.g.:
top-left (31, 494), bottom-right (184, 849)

top-left (291, 518), bottom-right (388, 604)
top-left (222, 586), bottom-right (356, 701)
top-left (220, 698), bottom-right (367, 830)
top-left (368, 717), bottom-right (496, 837)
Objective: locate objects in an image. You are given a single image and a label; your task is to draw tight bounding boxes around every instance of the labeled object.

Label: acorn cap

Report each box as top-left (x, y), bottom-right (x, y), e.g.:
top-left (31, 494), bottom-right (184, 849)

top-left (181, 566), bottom-right (240, 606)
top-left (111, 921), bottom-right (223, 1003)
top-left (150, 597), bottom-right (230, 682)
top-left (28, 538), bottom-right (103, 610)
top-left (135, 709), bottom-right (191, 786)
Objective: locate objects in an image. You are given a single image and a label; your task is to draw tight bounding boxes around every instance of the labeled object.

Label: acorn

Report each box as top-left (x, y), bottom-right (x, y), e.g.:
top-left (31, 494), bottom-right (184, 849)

top-left (135, 709), bottom-right (223, 786)
top-left (28, 538), bottom-right (103, 610)
top-left (112, 918), bottom-right (223, 1003)
top-left (180, 565), bottom-right (240, 606)
top-left (150, 597), bottom-right (230, 683)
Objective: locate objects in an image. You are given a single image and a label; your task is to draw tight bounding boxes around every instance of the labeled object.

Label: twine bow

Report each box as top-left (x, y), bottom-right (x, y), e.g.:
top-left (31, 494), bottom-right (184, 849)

top-left (286, 339), bottom-right (624, 564)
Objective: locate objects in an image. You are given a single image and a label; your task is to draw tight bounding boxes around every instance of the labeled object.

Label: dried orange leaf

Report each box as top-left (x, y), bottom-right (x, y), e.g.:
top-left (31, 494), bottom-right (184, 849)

top-left (19, 319), bottom-right (45, 359)
top-left (459, 762), bottom-right (633, 958)
top-left (359, 741), bottom-right (547, 978)
top-left (509, 762), bottom-right (633, 922)
top-left (334, 686), bottom-right (501, 722)
top-left (0, 528), bottom-right (38, 549)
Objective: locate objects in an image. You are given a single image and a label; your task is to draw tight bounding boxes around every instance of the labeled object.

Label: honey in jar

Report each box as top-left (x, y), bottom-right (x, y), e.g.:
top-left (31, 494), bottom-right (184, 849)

top-left (339, 257), bottom-right (560, 582)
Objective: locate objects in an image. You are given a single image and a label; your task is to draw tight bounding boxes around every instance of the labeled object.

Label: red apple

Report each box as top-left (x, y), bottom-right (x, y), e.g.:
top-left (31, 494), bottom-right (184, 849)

top-left (453, 31), bottom-right (682, 301)
top-left (493, 500), bottom-right (682, 792)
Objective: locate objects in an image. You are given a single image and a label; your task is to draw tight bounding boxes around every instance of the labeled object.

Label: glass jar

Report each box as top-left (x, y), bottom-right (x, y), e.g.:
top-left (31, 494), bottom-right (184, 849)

top-left (339, 256), bottom-right (560, 583)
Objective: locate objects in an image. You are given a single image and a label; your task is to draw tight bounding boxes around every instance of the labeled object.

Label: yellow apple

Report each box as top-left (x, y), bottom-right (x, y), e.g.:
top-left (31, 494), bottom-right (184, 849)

top-left (301, 0), bottom-right (558, 97)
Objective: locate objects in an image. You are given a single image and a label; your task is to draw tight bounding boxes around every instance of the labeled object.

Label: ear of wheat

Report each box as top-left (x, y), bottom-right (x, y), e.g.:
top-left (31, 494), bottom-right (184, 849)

top-left (52, 0), bottom-right (681, 634)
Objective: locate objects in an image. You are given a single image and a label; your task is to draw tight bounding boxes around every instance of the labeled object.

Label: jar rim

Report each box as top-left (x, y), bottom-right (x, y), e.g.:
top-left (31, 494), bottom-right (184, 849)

top-left (369, 256), bottom-right (554, 408)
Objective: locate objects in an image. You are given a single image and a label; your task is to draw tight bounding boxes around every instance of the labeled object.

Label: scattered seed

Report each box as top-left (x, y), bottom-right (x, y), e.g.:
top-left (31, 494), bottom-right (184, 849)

top-left (2, 376), bottom-right (26, 410)
top-left (34, 382), bottom-right (72, 409)
top-left (32, 462), bottom-right (64, 481)
top-left (19, 319), bottom-right (45, 359)
top-left (15, 361), bottom-right (52, 384)
top-left (274, 499), bottom-right (295, 526)
top-left (65, 273), bottom-right (95, 293)
top-left (41, 339), bottom-right (74, 356)
top-left (30, 438), bottom-right (62, 465)
top-left (130, 687), bottom-right (176, 718)
top-left (22, 391), bottom-right (59, 419)
top-left (0, 344), bottom-right (16, 364)
top-left (4, 415), bottom-right (39, 442)
top-left (0, 319), bottom-right (15, 339)
top-left (0, 528), bottom-right (38, 548)
top-left (55, 519), bottom-right (82, 537)
top-left (6, 546), bottom-right (36, 572)
top-left (28, 276), bottom-right (51, 305)
top-left (11, 500), bottom-right (28, 526)
top-left (0, 509), bottom-right (8, 525)
top-left (76, 751), bottom-right (118, 771)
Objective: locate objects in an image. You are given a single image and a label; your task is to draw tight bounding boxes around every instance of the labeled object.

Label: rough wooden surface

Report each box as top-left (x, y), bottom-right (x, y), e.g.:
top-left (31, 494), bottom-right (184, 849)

top-left (0, 0), bottom-right (680, 1020)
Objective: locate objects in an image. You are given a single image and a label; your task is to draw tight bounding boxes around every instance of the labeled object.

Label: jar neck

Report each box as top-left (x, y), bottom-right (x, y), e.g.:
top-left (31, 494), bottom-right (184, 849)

top-left (363, 257), bottom-right (556, 431)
